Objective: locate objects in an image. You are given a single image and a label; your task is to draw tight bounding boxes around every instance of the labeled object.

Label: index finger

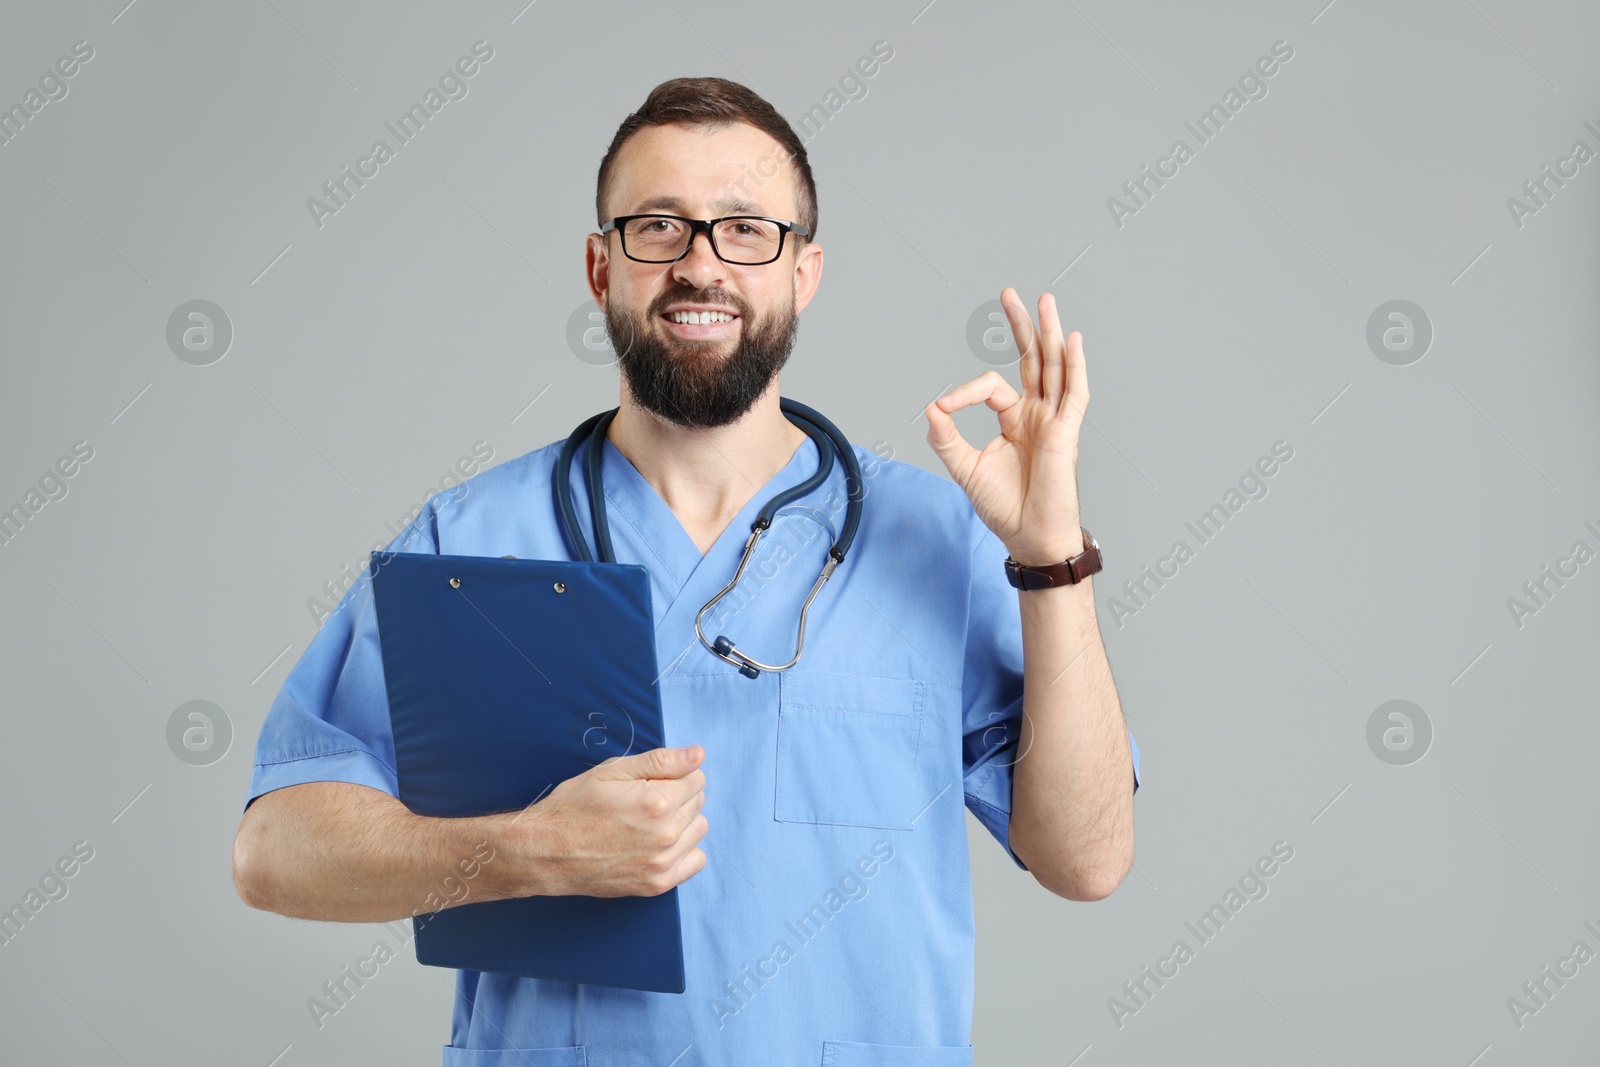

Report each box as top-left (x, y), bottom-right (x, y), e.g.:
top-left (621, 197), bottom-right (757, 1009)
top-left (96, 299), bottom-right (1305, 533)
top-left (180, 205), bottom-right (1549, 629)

top-left (645, 772), bottom-right (705, 820)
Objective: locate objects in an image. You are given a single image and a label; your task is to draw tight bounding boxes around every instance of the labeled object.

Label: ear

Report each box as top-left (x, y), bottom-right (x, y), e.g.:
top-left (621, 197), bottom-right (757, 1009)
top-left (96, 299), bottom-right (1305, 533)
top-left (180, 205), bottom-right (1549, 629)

top-left (586, 231), bottom-right (611, 308)
top-left (791, 239), bottom-right (823, 316)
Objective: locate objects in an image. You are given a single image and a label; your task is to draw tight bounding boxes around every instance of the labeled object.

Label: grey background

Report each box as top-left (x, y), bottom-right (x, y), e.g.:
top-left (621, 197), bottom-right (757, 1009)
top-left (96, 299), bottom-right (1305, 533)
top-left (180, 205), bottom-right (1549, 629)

top-left (2, 0), bottom-right (1596, 1063)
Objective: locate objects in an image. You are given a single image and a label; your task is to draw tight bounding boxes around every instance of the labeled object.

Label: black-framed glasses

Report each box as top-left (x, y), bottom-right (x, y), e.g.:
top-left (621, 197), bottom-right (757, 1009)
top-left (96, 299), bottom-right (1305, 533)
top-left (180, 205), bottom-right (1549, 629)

top-left (599, 214), bottom-right (811, 265)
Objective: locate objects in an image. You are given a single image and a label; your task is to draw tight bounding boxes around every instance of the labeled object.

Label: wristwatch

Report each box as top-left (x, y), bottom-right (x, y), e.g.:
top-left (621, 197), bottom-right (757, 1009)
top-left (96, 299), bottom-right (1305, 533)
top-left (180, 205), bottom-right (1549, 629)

top-left (1003, 526), bottom-right (1102, 590)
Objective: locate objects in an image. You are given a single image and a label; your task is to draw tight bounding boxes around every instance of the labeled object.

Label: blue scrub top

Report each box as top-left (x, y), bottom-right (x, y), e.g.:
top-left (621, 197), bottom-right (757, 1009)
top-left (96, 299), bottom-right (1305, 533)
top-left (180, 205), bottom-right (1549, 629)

top-left (246, 429), bottom-right (1141, 1066)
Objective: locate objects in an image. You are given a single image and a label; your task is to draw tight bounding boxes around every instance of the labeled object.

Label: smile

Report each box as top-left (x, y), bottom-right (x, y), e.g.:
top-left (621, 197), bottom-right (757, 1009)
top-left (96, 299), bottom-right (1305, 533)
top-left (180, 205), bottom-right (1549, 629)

top-left (660, 311), bottom-right (740, 338)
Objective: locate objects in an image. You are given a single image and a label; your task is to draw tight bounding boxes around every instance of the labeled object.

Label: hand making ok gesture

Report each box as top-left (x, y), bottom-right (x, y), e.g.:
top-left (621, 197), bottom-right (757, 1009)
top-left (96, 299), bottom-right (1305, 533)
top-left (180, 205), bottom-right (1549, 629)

top-left (924, 287), bottom-right (1089, 567)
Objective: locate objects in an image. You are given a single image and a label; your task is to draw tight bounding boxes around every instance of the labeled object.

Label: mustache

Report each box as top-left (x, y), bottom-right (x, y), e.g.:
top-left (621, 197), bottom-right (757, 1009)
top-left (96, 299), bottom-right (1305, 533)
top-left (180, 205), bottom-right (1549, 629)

top-left (651, 289), bottom-right (748, 317)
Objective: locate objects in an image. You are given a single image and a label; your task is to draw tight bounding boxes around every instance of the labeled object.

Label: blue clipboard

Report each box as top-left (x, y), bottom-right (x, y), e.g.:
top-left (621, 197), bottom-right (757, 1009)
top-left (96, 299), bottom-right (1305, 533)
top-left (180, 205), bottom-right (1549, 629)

top-left (369, 550), bottom-right (686, 994)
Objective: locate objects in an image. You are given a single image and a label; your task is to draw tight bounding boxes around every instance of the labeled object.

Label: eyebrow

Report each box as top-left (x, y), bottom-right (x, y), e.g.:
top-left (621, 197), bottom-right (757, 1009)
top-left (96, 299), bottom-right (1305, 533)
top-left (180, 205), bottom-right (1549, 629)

top-left (630, 194), bottom-right (769, 217)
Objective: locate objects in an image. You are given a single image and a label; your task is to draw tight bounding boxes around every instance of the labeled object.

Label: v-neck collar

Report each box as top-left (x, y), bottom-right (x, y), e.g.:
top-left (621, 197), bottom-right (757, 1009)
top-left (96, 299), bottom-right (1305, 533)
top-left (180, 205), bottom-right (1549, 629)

top-left (593, 429), bottom-right (825, 624)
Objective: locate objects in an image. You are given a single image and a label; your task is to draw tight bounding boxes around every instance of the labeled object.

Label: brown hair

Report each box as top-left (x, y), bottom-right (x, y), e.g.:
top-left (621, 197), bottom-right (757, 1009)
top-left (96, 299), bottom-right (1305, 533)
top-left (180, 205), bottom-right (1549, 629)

top-left (595, 77), bottom-right (817, 246)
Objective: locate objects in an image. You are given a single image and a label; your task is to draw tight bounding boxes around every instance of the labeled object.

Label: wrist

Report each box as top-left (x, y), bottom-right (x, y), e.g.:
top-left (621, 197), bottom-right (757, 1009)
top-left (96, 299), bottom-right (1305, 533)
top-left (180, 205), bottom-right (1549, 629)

top-left (1003, 525), bottom-right (1101, 590)
top-left (476, 808), bottom-right (553, 900)
top-left (1005, 532), bottom-right (1085, 567)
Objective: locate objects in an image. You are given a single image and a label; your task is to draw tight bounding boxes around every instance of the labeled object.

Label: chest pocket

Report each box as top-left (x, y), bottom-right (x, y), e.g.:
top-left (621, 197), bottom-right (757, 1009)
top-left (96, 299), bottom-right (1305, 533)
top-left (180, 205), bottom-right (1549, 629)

top-left (775, 669), bottom-right (925, 830)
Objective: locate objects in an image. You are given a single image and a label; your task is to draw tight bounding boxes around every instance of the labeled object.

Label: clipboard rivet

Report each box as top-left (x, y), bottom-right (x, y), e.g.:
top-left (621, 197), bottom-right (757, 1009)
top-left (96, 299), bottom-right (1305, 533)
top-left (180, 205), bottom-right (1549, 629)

top-left (553, 581), bottom-right (567, 593)
top-left (449, 577), bottom-right (461, 588)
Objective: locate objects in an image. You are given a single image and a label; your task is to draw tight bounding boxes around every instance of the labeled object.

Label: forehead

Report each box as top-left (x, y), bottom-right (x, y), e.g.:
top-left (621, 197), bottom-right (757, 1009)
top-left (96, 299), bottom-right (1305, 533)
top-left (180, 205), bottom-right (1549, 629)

top-left (608, 120), bottom-right (798, 219)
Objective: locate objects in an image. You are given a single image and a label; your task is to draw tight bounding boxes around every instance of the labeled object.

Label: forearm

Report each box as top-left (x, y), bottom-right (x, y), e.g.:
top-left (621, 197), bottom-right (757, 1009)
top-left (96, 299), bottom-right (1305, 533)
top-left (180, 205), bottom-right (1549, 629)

top-left (1009, 575), bottom-right (1135, 900)
top-left (233, 781), bottom-right (532, 923)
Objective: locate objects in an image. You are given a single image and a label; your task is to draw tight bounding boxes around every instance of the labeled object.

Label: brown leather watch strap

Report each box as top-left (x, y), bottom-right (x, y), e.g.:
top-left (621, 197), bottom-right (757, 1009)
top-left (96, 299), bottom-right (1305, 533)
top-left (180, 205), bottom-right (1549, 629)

top-left (1004, 527), bottom-right (1102, 590)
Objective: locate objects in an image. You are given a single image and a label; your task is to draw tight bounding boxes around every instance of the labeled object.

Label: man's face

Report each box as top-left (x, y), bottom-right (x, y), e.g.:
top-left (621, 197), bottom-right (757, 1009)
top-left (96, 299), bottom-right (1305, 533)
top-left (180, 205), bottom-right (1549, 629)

top-left (589, 121), bottom-right (822, 429)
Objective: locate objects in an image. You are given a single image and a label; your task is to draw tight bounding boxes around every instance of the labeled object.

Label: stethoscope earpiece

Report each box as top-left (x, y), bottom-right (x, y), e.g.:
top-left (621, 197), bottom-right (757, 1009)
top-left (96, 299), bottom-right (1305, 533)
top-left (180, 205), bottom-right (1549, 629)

top-left (712, 635), bottom-right (763, 680)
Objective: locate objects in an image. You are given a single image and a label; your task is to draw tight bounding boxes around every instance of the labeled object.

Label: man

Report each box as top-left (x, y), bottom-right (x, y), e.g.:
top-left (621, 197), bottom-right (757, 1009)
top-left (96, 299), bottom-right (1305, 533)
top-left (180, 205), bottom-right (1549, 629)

top-left (233, 76), bottom-right (1140, 1065)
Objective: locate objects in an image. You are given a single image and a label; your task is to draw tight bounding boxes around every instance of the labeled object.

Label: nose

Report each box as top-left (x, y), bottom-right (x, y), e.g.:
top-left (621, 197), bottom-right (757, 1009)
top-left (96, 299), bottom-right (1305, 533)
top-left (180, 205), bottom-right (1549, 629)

top-left (670, 228), bottom-right (729, 289)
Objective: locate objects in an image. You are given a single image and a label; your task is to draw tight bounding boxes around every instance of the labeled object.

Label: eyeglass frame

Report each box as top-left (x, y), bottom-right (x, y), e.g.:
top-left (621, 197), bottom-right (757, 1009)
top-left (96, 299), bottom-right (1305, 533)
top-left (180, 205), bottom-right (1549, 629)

top-left (598, 213), bottom-right (812, 266)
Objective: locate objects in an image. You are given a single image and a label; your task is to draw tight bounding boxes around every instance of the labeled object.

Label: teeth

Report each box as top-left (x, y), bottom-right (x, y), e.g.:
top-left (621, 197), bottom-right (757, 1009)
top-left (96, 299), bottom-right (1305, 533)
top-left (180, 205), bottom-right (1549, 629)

top-left (668, 310), bottom-right (736, 325)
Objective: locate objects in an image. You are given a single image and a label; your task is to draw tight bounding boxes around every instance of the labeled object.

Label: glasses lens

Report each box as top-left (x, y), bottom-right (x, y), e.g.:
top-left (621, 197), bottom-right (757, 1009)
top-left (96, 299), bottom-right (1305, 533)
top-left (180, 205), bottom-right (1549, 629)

top-left (621, 217), bottom-right (782, 264)
top-left (622, 216), bottom-right (688, 260)
top-left (712, 218), bottom-right (781, 263)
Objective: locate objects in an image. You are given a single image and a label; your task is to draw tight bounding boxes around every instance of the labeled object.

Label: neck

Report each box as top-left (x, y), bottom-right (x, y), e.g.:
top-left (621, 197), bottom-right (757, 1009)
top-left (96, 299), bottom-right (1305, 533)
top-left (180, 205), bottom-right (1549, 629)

top-left (605, 384), bottom-right (809, 540)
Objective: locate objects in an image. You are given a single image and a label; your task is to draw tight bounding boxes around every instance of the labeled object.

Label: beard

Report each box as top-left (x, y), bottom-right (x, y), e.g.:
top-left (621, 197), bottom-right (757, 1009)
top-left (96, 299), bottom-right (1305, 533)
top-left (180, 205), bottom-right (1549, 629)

top-left (606, 287), bottom-right (799, 429)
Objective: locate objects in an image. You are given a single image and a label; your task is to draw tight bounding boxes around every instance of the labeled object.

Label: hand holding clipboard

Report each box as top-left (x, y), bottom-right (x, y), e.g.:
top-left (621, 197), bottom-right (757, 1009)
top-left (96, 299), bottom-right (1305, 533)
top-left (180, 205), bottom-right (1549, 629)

top-left (499, 743), bottom-right (708, 899)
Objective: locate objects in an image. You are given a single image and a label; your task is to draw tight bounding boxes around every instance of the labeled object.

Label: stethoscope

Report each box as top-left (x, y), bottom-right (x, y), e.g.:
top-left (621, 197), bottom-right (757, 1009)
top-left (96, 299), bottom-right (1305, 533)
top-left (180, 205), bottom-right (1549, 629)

top-left (555, 396), bottom-right (865, 679)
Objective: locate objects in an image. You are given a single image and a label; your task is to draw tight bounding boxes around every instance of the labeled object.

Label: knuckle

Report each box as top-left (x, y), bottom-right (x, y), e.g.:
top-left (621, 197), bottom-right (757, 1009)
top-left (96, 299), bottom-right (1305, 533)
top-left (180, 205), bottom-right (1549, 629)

top-left (642, 794), bottom-right (670, 819)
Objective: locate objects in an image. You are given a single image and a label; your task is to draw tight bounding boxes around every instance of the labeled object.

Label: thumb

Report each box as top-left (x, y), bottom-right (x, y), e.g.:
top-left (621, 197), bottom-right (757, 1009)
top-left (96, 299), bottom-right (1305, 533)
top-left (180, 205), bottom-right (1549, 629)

top-left (595, 744), bottom-right (702, 780)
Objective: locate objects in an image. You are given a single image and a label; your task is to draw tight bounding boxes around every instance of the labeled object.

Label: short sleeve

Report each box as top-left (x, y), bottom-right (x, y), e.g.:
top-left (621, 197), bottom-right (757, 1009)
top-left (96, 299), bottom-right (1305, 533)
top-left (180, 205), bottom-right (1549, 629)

top-left (243, 507), bottom-right (442, 813)
top-left (960, 517), bottom-right (1143, 872)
